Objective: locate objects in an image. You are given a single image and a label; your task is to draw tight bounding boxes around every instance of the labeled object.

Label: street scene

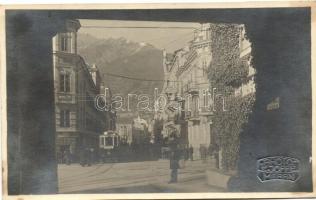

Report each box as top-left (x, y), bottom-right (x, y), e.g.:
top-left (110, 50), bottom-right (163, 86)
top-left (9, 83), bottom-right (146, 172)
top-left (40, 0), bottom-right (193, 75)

top-left (6, 8), bottom-right (313, 196)
top-left (58, 160), bottom-right (226, 193)
top-left (53, 19), bottom-right (254, 193)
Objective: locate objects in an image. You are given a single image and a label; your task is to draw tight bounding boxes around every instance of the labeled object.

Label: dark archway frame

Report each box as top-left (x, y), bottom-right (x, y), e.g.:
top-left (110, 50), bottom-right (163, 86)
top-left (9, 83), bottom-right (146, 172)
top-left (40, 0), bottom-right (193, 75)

top-left (5, 8), bottom-right (311, 194)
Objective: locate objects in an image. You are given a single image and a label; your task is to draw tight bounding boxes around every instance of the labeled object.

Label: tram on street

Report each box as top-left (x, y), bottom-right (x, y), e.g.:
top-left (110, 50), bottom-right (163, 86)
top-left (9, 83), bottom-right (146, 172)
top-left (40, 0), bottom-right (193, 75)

top-left (99, 131), bottom-right (120, 163)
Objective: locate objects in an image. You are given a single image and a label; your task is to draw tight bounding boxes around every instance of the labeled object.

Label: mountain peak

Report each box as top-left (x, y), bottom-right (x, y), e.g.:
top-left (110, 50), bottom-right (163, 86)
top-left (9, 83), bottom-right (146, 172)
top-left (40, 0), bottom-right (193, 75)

top-left (77, 33), bottom-right (164, 97)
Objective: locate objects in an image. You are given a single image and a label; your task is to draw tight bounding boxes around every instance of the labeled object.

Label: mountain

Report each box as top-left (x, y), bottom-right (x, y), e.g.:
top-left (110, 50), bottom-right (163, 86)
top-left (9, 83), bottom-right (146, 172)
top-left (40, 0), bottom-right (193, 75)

top-left (77, 33), bottom-right (164, 115)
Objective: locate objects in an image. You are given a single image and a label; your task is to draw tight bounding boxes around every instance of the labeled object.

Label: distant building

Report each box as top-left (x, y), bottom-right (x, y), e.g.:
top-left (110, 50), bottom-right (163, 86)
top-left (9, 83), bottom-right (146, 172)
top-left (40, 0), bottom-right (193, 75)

top-left (100, 82), bottom-right (117, 132)
top-left (117, 123), bottom-right (133, 144)
top-left (132, 116), bottom-right (150, 145)
top-left (52, 20), bottom-right (107, 161)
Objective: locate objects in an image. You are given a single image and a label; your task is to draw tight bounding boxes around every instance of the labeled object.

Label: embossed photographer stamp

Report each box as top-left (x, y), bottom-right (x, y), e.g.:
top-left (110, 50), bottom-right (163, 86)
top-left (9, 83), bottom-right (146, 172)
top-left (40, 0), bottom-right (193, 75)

top-left (257, 156), bottom-right (300, 182)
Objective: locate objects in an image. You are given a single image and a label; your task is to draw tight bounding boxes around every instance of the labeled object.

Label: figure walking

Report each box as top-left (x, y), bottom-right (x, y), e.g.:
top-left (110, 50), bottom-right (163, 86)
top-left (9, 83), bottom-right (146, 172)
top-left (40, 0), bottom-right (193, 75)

top-left (80, 148), bottom-right (86, 167)
top-left (169, 149), bottom-right (180, 183)
top-left (65, 148), bottom-right (71, 165)
top-left (214, 143), bottom-right (220, 169)
top-left (189, 145), bottom-right (194, 161)
top-left (168, 127), bottom-right (180, 184)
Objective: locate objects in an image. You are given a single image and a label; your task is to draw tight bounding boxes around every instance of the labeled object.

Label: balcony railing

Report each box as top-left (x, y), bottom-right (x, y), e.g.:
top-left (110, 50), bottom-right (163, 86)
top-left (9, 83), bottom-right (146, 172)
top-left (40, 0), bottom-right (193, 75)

top-left (56, 92), bottom-right (76, 103)
top-left (164, 86), bottom-right (178, 94)
top-left (199, 106), bottom-right (213, 116)
top-left (184, 82), bottom-right (199, 94)
top-left (184, 110), bottom-right (200, 121)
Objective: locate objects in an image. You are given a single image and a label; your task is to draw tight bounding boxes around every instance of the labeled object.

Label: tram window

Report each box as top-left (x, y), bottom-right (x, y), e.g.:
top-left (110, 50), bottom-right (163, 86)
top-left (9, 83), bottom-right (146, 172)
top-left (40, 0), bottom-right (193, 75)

top-left (100, 137), bottom-right (105, 146)
top-left (114, 137), bottom-right (118, 146)
top-left (105, 137), bottom-right (112, 146)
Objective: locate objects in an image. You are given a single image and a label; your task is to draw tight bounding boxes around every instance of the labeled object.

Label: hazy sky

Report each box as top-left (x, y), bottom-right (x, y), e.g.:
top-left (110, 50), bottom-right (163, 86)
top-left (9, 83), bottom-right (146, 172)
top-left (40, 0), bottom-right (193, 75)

top-left (78, 19), bottom-right (201, 52)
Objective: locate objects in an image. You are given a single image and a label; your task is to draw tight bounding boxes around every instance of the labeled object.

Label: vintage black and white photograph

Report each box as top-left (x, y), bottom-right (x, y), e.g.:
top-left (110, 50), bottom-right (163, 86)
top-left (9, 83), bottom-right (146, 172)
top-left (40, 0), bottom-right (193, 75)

top-left (1, 3), bottom-right (315, 199)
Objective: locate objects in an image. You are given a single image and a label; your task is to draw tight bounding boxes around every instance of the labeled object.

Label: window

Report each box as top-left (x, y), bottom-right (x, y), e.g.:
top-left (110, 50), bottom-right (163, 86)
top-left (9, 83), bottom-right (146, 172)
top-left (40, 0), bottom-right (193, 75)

top-left (202, 60), bottom-right (207, 76)
top-left (60, 110), bottom-right (70, 127)
top-left (203, 91), bottom-right (208, 107)
top-left (105, 137), bottom-right (113, 146)
top-left (60, 73), bottom-right (70, 92)
top-left (61, 36), bottom-right (68, 51)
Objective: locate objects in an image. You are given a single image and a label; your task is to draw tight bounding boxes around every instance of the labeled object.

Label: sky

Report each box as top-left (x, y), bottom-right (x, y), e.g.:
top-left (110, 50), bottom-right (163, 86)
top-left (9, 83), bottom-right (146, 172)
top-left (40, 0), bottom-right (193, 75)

top-left (78, 19), bottom-right (201, 53)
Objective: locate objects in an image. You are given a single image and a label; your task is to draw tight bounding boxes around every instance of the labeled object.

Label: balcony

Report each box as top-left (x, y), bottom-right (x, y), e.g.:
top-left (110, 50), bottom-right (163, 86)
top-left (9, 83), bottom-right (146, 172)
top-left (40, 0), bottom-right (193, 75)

top-left (56, 92), bottom-right (76, 104)
top-left (184, 110), bottom-right (200, 121)
top-left (165, 86), bottom-right (177, 95)
top-left (199, 106), bottom-right (213, 116)
top-left (184, 82), bottom-right (199, 95)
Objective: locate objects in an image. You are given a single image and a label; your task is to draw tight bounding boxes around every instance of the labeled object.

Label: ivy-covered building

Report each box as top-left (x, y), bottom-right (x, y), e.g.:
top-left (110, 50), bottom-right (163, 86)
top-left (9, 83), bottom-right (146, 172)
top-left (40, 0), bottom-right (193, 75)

top-left (208, 24), bottom-right (256, 171)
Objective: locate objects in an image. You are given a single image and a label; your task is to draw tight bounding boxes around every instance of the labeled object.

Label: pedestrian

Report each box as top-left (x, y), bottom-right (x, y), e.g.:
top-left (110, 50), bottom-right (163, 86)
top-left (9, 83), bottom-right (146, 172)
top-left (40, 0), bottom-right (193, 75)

top-left (169, 148), bottom-right (180, 183)
top-left (189, 145), bottom-right (194, 161)
top-left (214, 143), bottom-right (220, 169)
top-left (200, 145), bottom-right (207, 163)
top-left (184, 145), bottom-right (189, 161)
top-left (57, 150), bottom-right (62, 164)
top-left (61, 150), bottom-right (65, 164)
top-left (199, 145), bottom-right (203, 160)
top-left (90, 148), bottom-right (94, 164)
top-left (80, 148), bottom-right (86, 167)
top-left (65, 149), bottom-right (71, 165)
top-left (208, 144), bottom-right (214, 158)
top-left (85, 148), bottom-right (91, 166)
top-left (168, 127), bottom-right (180, 184)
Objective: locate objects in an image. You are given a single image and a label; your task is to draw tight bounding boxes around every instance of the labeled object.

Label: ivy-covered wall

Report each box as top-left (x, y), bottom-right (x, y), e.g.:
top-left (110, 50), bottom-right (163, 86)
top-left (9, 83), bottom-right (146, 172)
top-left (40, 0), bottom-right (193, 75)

top-left (209, 24), bottom-right (255, 170)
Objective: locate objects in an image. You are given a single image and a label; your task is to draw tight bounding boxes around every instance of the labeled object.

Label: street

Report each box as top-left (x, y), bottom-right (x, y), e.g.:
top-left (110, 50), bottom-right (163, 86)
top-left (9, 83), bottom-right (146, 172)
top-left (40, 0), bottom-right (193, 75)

top-left (58, 159), bottom-right (226, 193)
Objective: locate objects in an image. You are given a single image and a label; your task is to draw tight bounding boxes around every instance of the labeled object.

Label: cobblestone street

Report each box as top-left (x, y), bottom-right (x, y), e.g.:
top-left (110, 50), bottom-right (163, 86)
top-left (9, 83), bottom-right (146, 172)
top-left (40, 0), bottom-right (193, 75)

top-left (58, 159), bottom-right (226, 193)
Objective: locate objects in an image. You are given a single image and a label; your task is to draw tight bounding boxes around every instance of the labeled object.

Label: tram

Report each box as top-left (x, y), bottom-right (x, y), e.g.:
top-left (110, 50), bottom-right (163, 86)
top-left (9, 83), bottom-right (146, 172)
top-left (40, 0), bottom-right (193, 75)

top-left (99, 131), bottom-right (120, 163)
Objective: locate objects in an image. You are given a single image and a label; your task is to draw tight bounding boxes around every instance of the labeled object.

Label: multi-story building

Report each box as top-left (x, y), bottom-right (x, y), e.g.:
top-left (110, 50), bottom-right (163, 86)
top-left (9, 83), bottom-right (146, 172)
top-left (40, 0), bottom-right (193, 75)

top-left (117, 123), bottom-right (133, 144)
top-left (52, 19), bottom-right (107, 161)
top-left (132, 116), bottom-right (150, 145)
top-left (100, 82), bottom-right (117, 132)
top-left (161, 24), bottom-right (213, 159)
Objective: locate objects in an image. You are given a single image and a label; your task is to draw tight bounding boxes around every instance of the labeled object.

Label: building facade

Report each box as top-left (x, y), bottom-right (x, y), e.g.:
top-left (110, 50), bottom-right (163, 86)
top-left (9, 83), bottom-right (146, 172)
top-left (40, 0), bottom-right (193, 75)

top-left (161, 24), bottom-right (213, 159)
top-left (53, 20), bottom-right (107, 161)
top-left (117, 123), bottom-right (133, 144)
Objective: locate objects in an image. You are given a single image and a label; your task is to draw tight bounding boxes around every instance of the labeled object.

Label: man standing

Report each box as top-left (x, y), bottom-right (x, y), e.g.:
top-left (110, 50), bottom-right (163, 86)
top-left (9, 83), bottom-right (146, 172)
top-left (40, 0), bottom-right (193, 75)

top-left (168, 127), bottom-right (180, 183)
top-left (80, 148), bottom-right (86, 167)
top-left (189, 145), bottom-right (194, 161)
top-left (65, 148), bottom-right (71, 165)
top-left (169, 148), bottom-right (180, 183)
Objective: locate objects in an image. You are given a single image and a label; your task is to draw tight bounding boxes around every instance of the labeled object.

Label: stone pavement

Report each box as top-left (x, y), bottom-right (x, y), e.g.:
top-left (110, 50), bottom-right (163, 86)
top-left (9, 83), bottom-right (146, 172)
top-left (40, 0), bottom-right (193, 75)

top-left (58, 159), bottom-right (226, 193)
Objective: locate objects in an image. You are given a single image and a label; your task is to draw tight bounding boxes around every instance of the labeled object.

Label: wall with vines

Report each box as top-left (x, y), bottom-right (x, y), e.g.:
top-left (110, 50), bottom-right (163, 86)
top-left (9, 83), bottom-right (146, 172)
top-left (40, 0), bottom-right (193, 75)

top-left (209, 24), bottom-right (255, 170)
